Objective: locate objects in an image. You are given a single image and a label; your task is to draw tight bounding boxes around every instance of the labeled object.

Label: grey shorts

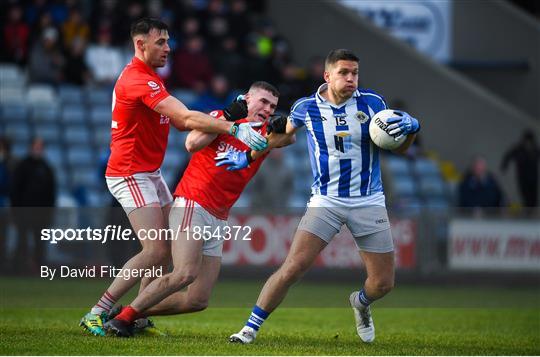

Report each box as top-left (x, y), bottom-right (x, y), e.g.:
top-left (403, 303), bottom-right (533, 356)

top-left (169, 197), bottom-right (226, 257)
top-left (297, 204), bottom-right (394, 253)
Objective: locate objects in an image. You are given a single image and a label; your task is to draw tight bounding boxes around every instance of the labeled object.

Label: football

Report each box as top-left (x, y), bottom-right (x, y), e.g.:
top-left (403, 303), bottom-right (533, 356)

top-left (369, 109), bottom-right (407, 150)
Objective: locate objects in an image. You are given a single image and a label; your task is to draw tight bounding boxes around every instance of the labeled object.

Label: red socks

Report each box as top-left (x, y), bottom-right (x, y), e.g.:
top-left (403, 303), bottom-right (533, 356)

top-left (115, 305), bottom-right (139, 324)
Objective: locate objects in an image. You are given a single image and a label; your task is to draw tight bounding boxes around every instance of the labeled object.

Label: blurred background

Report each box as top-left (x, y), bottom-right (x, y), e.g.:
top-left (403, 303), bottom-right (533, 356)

top-left (0, 0), bottom-right (538, 282)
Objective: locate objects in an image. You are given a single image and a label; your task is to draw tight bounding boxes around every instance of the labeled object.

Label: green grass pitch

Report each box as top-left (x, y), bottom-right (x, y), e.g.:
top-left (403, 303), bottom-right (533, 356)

top-left (1, 277), bottom-right (539, 355)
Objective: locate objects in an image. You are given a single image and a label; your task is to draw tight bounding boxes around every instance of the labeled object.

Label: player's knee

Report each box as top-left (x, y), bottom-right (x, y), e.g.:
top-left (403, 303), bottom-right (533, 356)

top-left (280, 261), bottom-right (308, 283)
top-left (142, 244), bottom-right (170, 266)
top-left (170, 269), bottom-right (197, 290)
top-left (374, 278), bottom-right (394, 295)
top-left (188, 298), bottom-right (209, 312)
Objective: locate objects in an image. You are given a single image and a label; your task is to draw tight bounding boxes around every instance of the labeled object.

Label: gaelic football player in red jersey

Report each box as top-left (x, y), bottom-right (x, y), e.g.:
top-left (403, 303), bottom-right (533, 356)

top-left (104, 82), bottom-right (293, 337)
top-left (80, 18), bottom-right (267, 336)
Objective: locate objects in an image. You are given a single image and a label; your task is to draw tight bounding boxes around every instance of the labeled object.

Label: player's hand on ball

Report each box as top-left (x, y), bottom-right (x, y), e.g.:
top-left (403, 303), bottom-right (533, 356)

top-left (229, 122), bottom-right (268, 151)
top-left (266, 114), bottom-right (288, 134)
top-left (223, 95), bottom-right (248, 121)
top-left (385, 111), bottom-right (420, 141)
top-left (215, 150), bottom-right (250, 170)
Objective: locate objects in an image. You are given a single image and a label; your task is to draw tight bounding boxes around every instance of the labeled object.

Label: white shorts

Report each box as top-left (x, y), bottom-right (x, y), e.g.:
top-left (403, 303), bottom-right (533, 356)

top-left (297, 194), bottom-right (394, 253)
top-left (169, 196), bottom-right (227, 257)
top-left (106, 169), bottom-right (173, 215)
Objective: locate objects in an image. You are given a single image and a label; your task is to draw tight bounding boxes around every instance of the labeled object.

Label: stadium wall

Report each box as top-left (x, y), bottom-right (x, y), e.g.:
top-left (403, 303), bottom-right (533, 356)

top-left (267, 0), bottom-right (540, 204)
top-left (452, 0), bottom-right (540, 118)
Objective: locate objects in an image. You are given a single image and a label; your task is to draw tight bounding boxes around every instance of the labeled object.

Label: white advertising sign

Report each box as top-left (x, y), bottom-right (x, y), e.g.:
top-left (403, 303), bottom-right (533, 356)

top-left (449, 219), bottom-right (540, 271)
top-left (339, 0), bottom-right (452, 62)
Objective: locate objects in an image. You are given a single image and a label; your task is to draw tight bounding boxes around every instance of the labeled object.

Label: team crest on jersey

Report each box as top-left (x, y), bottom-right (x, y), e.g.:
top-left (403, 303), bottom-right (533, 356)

top-left (147, 81), bottom-right (160, 90)
top-left (355, 111), bottom-right (369, 123)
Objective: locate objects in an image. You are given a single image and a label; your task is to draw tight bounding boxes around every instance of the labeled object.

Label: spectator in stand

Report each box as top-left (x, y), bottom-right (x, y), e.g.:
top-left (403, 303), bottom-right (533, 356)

top-left (112, 1), bottom-right (146, 46)
top-left (61, 8), bottom-right (90, 50)
top-left (276, 63), bottom-right (304, 113)
top-left (28, 27), bottom-right (65, 84)
top-left (63, 39), bottom-right (90, 85)
top-left (89, 0), bottom-right (116, 42)
top-left (48, 0), bottom-right (69, 26)
top-left (211, 36), bottom-right (245, 89)
top-left (85, 30), bottom-right (124, 85)
top-left (10, 138), bottom-right (56, 273)
top-left (501, 129), bottom-right (539, 208)
top-left (27, 11), bottom-right (56, 54)
top-left (206, 16), bottom-right (229, 54)
top-left (240, 40), bottom-right (272, 88)
top-left (248, 20), bottom-right (275, 59)
top-left (458, 156), bottom-right (504, 213)
top-left (24, 0), bottom-right (51, 27)
top-left (303, 56), bottom-right (325, 93)
top-left (0, 137), bottom-right (16, 272)
top-left (2, 4), bottom-right (30, 65)
top-left (192, 75), bottom-right (236, 113)
top-left (172, 35), bottom-right (214, 92)
top-left (228, 0), bottom-right (251, 47)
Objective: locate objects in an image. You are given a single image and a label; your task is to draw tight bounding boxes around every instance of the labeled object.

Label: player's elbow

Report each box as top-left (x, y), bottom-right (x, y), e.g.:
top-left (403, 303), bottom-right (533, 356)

top-left (178, 110), bottom-right (201, 131)
top-left (185, 138), bottom-right (199, 153)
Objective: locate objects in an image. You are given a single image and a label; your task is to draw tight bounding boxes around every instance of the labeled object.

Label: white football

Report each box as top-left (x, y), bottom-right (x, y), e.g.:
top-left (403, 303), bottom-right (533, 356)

top-left (369, 109), bottom-right (407, 150)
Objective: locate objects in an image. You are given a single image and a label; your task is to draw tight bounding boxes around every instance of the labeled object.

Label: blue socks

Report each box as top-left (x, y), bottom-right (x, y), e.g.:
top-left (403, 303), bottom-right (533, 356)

top-left (245, 305), bottom-right (269, 331)
top-left (357, 288), bottom-right (373, 307)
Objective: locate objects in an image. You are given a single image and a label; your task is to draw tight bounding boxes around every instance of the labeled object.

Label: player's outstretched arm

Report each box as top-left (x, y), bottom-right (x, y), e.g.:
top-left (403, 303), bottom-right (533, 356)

top-left (215, 121), bottom-right (298, 170)
top-left (250, 120), bottom-right (297, 161)
top-left (154, 96), bottom-right (268, 151)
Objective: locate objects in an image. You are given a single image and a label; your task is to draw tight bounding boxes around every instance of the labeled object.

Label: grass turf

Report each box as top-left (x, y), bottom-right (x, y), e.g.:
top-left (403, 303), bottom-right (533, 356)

top-left (1, 277), bottom-right (539, 355)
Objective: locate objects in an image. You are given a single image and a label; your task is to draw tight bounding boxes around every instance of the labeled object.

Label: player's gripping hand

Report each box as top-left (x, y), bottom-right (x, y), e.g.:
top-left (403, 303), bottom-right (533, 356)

top-left (229, 122), bottom-right (268, 151)
top-left (266, 114), bottom-right (288, 134)
top-left (223, 95), bottom-right (248, 121)
top-left (385, 111), bottom-right (420, 141)
top-left (215, 150), bottom-right (252, 171)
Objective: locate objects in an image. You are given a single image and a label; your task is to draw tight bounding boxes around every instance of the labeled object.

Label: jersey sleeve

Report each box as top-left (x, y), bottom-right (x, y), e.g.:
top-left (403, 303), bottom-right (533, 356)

top-left (131, 75), bottom-right (171, 109)
top-left (362, 89), bottom-right (387, 113)
top-left (288, 97), bottom-right (311, 128)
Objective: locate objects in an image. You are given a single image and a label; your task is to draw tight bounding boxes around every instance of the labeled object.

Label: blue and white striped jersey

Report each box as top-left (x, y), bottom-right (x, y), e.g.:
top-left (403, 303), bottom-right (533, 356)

top-left (289, 84), bottom-right (387, 198)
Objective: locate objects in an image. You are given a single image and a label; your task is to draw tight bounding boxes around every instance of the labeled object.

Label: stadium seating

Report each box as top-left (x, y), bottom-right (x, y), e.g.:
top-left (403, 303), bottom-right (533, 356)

top-left (31, 104), bottom-right (60, 123)
top-left (5, 122), bottom-right (31, 142)
top-left (27, 85), bottom-right (58, 106)
top-left (1, 104), bottom-right (28, 122)
top-left (34, 123), bottom-right (61, 144)
top-left (85, 87), bottom-right (112, 106)
top-left (61, 105), bottom-right (86, 124)
top-left (89, 105), bottom-right (111, 125)
top-left (0, 87), bottom-right (25, 105)
top-left (63, 124), bottom-right (91, 145)
top-left (58, 85), bottom-right (84, 105)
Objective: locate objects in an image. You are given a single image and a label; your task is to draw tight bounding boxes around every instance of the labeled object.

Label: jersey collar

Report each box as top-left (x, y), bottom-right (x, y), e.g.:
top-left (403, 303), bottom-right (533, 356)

top-left (315, 83), bottom-right (361, 106)
top-left (131, 56), bottom-right (156, 76)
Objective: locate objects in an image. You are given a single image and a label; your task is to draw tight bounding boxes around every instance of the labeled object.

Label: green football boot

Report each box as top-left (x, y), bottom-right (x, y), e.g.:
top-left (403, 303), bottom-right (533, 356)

top-left (79, 311), bottom-right (108, 336)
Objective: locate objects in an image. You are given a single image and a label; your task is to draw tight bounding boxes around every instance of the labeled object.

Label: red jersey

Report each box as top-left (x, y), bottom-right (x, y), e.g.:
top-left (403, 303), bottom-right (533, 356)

top-left (106, 57), bottom-right (171, 176)
top-left (175, 113), bottom-right (269, 220)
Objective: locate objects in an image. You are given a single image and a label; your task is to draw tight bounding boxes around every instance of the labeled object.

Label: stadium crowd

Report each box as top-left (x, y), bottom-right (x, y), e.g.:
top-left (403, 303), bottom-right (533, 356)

top-left (1, 0), bottom-right (323, 113)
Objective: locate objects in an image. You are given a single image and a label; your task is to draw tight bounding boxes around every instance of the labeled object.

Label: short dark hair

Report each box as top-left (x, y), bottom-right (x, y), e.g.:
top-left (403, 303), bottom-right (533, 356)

top-left (325, 49), bottom-right (359, 69)
top-left (130, 17), bottom-right (168, 38)
top-left (249, 81), bottom-right (280, 97)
